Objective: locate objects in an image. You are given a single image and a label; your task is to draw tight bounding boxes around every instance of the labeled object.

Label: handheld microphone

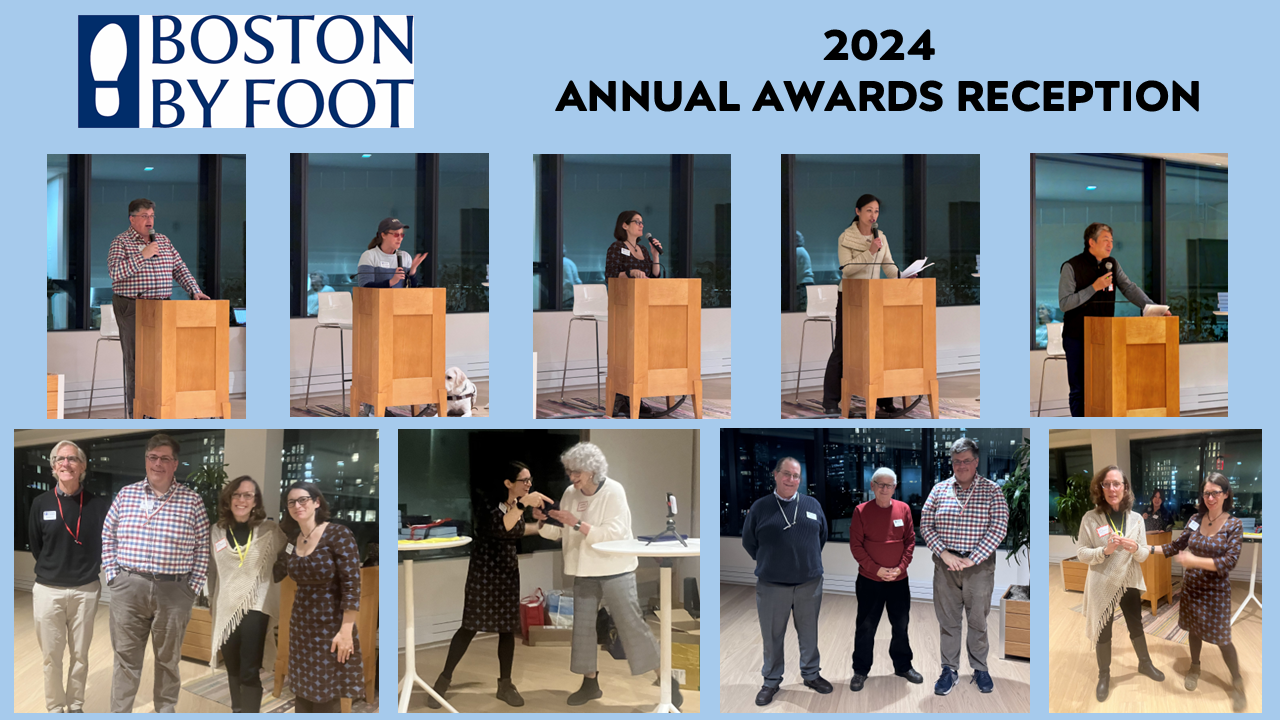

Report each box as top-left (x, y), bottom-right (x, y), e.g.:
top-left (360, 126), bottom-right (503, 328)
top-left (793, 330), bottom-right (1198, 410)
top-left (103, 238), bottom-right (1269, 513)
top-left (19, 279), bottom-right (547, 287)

top-left (147, 230), bottom-right (155, 243)
top-left (397, 253), bottom-right (405, 287)
top-left (871, 221), bottom-right (880, 239)
top-left (1103, 259), bottom-right (1114, 292)
top-left (645, 233), bottom-right (663, 254)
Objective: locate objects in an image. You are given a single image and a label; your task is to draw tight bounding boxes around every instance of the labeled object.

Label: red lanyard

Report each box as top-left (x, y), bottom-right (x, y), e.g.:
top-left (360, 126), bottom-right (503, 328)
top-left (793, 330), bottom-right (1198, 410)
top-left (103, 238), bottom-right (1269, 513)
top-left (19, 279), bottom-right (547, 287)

top-left (55, 490), bottom-right (83, 545)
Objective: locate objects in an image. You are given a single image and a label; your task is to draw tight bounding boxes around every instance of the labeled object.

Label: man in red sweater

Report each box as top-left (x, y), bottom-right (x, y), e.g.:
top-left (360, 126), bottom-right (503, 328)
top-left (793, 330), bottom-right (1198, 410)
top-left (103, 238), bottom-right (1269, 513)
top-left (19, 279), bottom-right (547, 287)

top-left (848, 468), bottom-right (923, 691)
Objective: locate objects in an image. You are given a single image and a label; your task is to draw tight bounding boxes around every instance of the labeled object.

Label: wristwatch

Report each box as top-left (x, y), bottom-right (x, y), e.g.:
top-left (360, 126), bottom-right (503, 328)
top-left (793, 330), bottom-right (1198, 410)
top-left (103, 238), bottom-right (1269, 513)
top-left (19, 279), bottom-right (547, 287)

top-left (573, 521), bottom-right (583, 532)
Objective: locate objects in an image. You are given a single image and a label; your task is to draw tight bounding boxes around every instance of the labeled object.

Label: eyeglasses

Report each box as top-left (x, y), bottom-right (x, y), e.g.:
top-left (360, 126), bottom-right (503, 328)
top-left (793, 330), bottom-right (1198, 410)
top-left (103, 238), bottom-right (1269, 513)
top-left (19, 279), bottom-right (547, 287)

top-left (629, 219), bottom-right (644, 226)
top-left (776, 471), bottom-right (801, 480)
top-left (52, 456), bottom-right (83, 466)
top-left (286, 497), bottom-right (314, 508)
top-left (514, 477), bottom-right (533, 485)
top-left (131, 213), bottom-right (156, 219)
top-left (1101, 482), bottom-right (1126, 490)
top-left (145, 454), bottom-right (177, 464)
top-left (231, 492), bottom-right (256, 501)
top-left (951, 457), bottom-right (979, 467)
top-left (872, 481), bottom-right (896, 490)
top-left (1202, 490), bottom-right (1225, 499)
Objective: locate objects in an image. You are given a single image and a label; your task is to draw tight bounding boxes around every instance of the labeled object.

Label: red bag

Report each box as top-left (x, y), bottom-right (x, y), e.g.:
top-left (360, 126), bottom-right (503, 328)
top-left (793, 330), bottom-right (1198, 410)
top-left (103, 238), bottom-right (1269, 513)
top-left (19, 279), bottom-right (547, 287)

top-left (520, 588), bottom-right (546, 643)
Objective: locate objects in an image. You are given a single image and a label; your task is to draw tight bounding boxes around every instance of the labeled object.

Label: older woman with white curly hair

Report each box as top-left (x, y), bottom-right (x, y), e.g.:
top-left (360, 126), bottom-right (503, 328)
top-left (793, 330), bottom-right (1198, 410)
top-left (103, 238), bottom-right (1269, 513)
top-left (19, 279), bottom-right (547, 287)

top-left (533, 442), bottom-right (678, 708)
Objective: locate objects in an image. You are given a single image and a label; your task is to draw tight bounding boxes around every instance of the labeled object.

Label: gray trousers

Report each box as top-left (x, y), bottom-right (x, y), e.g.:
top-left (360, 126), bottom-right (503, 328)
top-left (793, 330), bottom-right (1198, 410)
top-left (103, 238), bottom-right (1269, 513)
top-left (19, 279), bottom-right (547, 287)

top-left (33, 581), bottom-right (102, 712)
top-left (756, 576), bottom-right (823, 688)
top-left (932, 553), bottom-right (996, 672)
top-left (112, 294), bottom-right (137, 419)
top-left (571, 572), bottom-right (660, 676)
top-left (108, 572), bottom-right (196, 713)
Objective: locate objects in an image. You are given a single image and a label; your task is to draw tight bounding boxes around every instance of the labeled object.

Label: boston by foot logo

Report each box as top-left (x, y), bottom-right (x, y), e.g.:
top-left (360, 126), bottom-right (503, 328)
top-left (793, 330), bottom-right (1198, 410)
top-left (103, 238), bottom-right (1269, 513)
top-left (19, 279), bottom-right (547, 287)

top-left (78, 15), bottom-right (414, 128)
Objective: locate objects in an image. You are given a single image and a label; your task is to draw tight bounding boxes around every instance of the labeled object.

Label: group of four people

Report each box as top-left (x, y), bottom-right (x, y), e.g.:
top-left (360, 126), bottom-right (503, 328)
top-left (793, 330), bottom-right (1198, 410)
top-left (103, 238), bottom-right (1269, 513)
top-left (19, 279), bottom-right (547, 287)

top-left (28, 434), bottom-right (366, 713)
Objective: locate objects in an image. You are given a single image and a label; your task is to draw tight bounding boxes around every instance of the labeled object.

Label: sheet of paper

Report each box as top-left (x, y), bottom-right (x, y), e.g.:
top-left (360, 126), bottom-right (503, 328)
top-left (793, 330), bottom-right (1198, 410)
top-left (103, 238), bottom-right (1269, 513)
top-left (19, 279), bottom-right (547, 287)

top-left (900, 257), bottom-right (934, 278)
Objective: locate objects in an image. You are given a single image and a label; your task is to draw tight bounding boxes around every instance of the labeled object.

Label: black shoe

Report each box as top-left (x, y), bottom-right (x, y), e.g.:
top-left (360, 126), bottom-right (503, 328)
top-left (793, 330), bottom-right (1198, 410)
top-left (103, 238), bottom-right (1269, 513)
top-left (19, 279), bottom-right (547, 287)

top-left (227, 676), bottom-right (243, 713)
top-left (877, 398), bottom-right (897, 414)
top-left (426, 673), bottom-right (451, 709)
top-left (496, 678), bottom-right (524, 707)
top-left (1096, 672), bottom-right (1110, 702)
top-left (803, 675), bottom-right (834, 694)
top-left (671, 674), bottom-right (683, 709)
top-left (821, 403), bottom-right (843, 417)
top-left (1184, 662), bottom-right (1201, 691)
top-left (567, 674), bottom-right (603, 706)
top-left (1231, 676), bottom-right (1246, 712)
top-left (1138, 659), bottom-right (1166, 682)
top-left (849, 674), bottom-right (867, 692)
top-left (755, 685), bottom-right (779, 706)
top-left (896, 667), bottom-right (924, 684)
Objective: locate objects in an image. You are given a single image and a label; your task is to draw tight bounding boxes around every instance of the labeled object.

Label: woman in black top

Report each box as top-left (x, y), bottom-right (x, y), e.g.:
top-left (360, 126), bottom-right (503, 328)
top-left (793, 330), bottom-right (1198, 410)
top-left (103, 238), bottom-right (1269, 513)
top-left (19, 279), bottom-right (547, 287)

top-left (1141, 488), bottom-right (1175, 532)
top-left (428, 462), bottom-right (551, 708)
top-left (604, 210), bottom-right (663, 280)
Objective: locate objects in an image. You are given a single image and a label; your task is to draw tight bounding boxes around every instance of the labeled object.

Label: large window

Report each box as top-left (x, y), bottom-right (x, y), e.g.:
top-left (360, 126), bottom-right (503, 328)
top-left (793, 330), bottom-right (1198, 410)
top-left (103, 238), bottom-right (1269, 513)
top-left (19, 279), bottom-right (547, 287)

top-left (782, 154), bottom-right (979, 312)
top-left (280, 429), bottom-right (380, 560)
top-left (291, 153), bottom-right (490, 317)
top-left (1130, 431), bottom-right (1260, 528)
top-left (398, 429), bottom-right (583, 560)
top-left (1031, 153), bottom-right (1226, 348)
top-left (720, 428), bottom-right (1023, 543)
top-left (535, 154), bottom-right (731, 311)
top-left (46, 154), bottom-right (246, 330)
top-left (1047, 445), bottom-right (1093, 534)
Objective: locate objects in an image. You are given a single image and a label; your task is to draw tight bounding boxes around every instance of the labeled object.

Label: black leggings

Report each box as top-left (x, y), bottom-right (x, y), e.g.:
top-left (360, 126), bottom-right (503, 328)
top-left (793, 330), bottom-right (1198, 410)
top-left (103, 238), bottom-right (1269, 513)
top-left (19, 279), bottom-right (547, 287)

top-left (293, 697), bottom-right (342, 712)
top-left (1097, 587), bottom-right (1147, 670)
top-left (441, 628), bottom-right (516, 680)
top-left (1189, 632), bottom-right (1242, 680)
top-left (221, 609), bottom-right (271, 713)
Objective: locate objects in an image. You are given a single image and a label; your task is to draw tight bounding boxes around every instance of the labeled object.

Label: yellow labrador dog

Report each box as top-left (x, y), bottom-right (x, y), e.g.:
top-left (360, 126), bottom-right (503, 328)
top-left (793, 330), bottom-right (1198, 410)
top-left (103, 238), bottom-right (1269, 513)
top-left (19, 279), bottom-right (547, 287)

top-left (445, 366), bottom-right (478, 417)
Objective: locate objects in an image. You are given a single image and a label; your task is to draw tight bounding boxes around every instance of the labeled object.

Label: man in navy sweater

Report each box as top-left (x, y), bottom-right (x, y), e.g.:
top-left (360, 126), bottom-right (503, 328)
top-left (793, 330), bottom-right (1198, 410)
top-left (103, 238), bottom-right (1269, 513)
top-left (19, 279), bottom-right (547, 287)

top-left (742, 457), bottom-right (832, 706)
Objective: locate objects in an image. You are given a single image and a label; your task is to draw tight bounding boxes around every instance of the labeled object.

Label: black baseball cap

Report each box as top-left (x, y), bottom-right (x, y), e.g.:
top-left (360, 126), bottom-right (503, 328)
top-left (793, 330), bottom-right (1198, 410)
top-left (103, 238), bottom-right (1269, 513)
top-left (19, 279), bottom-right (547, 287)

top-left (378, 217), bottom-right (409, 233)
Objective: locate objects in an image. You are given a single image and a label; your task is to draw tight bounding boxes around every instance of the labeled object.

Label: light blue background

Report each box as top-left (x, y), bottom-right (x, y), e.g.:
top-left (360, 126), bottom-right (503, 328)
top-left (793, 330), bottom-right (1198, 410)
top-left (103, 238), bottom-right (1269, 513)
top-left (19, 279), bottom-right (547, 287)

top-left (3, 0), bottom-right (1274, 715)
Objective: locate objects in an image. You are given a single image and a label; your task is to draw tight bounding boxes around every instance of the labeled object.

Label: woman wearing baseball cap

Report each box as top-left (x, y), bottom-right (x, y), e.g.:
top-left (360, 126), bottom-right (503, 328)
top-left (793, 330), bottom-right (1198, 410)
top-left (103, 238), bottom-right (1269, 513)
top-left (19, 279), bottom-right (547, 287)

top-left (357, 217), bottom-right (428, 288)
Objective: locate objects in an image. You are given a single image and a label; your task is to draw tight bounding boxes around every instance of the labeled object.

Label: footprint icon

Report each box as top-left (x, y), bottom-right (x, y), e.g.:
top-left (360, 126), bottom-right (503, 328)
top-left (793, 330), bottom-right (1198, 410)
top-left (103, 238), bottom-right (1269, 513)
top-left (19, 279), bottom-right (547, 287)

top-left (91, 23), bottom-right (127, 117)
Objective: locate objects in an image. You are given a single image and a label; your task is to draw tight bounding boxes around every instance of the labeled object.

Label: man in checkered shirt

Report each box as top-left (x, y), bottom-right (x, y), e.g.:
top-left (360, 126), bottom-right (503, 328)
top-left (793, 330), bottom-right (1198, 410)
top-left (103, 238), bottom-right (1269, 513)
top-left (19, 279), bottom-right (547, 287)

top-left (919, 437), bottom-right (1009, 697)
top-left (101, 434), bottom-right (211, 713)
top-left (107, 199), bottom-right (211, 418)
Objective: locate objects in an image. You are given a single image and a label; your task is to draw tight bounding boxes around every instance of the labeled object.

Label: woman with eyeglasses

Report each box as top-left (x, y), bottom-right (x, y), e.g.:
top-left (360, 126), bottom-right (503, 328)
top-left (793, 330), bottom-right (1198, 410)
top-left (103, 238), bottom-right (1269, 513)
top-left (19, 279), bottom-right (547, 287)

top-left (532, 442), bottom-right (677, 708)
top-left (281, 482), bottom-right (365, 712)
top-left (1076, 466), bottom-right (1164, 703)
top-left (605, 210), bottom-right (662, 281)
top-left (428, 461), bottom-right (552, 708)
top-left (207, 476), bottom-right (287, 713)
top-left (1151, 472), bottom-right (1245, 710)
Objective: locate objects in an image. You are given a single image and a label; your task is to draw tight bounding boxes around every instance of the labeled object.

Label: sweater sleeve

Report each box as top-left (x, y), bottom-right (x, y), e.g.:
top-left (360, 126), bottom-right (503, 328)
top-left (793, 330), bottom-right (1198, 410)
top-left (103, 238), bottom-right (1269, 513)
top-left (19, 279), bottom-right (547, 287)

top-left (879, 238), bottom-right (900, 278)
top-left (838, 226), bottom-right (877, 277)
top-left (1058, 262), bottom-right (1095, 313)
top-left (817, 501), bottom-right (828, 548)
top-left (741, 506), bottom-right (759, 560)
top-left (583, 486), bottom-right (631, 547)
top-left (848, 507), bottom-right (873, 573)
top-left (1076, 512), bottom-right (1107, 565)
top-left (28, 498), bottom-right (43, 563)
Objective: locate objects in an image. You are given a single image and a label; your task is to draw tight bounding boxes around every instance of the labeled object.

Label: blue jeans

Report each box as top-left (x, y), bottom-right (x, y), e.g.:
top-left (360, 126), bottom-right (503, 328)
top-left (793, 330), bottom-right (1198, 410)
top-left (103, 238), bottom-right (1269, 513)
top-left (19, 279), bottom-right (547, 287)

top-left (1063, 335), bottom-right (1084, 417)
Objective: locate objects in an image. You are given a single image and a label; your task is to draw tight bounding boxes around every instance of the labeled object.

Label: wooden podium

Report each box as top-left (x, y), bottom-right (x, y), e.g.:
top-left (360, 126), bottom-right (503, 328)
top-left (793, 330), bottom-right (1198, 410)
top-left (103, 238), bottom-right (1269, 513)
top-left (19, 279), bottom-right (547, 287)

top-left (839, 278), bottom-right (939, 419)
top-left (1140, 530), bottom-right (1173, 613)
top-left (350, 287), bottom-right (447, 417)
top-left (605, 278), bottom-right (702, 419)
top-left (1084, 316), bottom-right (1179, 416)
top-left (134, 299), bottom-right (231, 419)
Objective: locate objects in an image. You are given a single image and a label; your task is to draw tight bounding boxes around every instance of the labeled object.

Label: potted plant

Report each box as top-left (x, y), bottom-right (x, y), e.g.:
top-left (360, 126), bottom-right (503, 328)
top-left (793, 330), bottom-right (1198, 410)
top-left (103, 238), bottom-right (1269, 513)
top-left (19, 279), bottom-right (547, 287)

top-left (1000, 440), bottom-right (1031, 659)
top-left (1057, 470), bottom-right (1093, 592)
top-left (181, 462), bottom-right (229, 663)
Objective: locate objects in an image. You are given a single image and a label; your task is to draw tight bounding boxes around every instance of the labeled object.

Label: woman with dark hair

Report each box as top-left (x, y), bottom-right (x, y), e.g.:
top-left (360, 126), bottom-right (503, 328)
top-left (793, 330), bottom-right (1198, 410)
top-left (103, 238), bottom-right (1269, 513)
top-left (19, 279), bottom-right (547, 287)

top-left (1151, 472), bottom-right (1245, 710)
top-left (822, 193), bottom-right (901, 416)
top-left (1141, 488), bottom-right (1174, 532)
top-left (208, 476), bottom-right (287, 713)
top-left (280, 482), bottom-right (365, 712)
top-left (357, 217), bottom-right (428, 288)
top-left (1076, 466), bottom-right (1164, 702)
top-left (604, 210), bottom-right (662, 281)
top-left (428, 462), bottom-right (553, 708)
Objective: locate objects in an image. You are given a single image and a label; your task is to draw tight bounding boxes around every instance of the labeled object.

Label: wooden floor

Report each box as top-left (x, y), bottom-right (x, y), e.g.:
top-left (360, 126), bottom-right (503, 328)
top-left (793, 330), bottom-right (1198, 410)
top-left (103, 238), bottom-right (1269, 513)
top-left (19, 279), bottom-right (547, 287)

top-left (291, 382), bottom-right (490, 417)
top-left (719, 582), bottom-right (1030, 713)
top-left (65, 396), bottom-right (248, 420)
top-left (1048, 563), bottom-right (1262, 713)
top-left (539, 376), bottom-right (731, 403)
top-left (400, 633), bottom-right (700, 713)
top-left (789, 374), bottom-right (981, 417)
top-left (13, 590), bottom-right (241, 713)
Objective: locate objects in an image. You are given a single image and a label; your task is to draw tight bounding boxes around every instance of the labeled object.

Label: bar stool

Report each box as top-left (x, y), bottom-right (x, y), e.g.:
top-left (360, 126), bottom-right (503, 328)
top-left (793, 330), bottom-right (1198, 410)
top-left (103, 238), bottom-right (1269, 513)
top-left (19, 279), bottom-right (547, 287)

top-left (560, 284), bottom-right (608, 405)
top-left (793, 284), bottom-right (838, 399)
top-left (87, 303), bottom-right (122, 418)
top-left (1037, 322), bottom-right (1066, 416)
top-left (305, 291), bottom-right (353, 410)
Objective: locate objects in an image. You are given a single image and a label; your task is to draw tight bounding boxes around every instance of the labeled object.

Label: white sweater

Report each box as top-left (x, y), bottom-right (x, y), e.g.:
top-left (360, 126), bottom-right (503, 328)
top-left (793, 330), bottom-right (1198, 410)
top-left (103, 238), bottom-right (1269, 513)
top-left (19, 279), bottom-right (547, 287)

top-left (539, 477), bottom-right (638, 577)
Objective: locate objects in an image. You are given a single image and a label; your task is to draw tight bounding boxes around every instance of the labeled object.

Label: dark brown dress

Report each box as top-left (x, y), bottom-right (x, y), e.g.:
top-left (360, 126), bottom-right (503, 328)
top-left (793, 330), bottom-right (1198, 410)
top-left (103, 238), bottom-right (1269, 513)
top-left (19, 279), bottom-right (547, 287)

top-left (604, 240), bottom-right (658, 280)
top-left (461, 504), bottom-right (523, 633)
top-left (1161, 513), bottom-right (1242, 645)
top-left (287, 523), bottom-right (365, 703)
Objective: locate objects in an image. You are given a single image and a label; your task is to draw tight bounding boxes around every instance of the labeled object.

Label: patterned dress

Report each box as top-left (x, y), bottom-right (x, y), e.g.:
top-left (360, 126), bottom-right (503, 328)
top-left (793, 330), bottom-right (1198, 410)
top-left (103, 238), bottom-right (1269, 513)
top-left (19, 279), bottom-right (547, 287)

top-left (1162, 513), bottom-right (1242, 645)
top-left (461, 504), bottom-right (523, 633)
top-left (287, 523), bottom-right (365, 703)
top-left (604, 240), bottom-right (658, 279)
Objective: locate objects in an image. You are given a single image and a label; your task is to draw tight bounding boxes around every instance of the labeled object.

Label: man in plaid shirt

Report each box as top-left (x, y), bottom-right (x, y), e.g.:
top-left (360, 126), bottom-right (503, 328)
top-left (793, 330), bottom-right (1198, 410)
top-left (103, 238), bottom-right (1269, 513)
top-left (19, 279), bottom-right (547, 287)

top-left (102, 434), bottom-right (211, 713)
top-left (919, 437), bottom-right (1009, 697)
top-left (108, 199), bottom-right (210, 418)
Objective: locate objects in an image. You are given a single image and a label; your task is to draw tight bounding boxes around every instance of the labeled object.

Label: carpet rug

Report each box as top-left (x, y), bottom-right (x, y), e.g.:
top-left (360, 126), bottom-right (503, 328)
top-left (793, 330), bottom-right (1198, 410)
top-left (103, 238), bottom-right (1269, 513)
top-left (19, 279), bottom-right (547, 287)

top-left (181, 668), bottom-right (378, 713)
top-left (782, 396), bottom-right (980, 420)
top-left (537, 396), bottom-right (731, 419)
top-left (1069, 578), bottom-right (1188, 644)
top-left (293, 403), bottom-right (489, 418)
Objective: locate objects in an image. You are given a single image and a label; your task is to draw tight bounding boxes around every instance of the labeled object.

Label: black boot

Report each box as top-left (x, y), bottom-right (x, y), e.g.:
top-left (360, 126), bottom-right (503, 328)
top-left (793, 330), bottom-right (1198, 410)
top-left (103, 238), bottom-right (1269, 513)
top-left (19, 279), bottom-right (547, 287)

top-left (1132, 633), bottom-right (1165, 682)
top-left (567, 674), bottom-right (603, 706)
top-left (1095, 641), bottom-right (1111, 702)
top-left (426, 673), bottom-right (451, 710)
top-left (240, 678), bottom-right (263, 714)
top-left (496, 678), bottom-right (525, 707)
top-left (877, 397), bottom-right (897, 416)
top-left (227, 676), bottom-right (243, 713)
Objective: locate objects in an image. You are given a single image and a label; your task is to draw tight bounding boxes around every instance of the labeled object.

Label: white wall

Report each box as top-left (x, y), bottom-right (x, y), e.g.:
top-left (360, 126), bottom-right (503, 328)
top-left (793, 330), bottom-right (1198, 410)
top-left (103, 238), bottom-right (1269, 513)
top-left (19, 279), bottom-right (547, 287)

top-left (289, 313), bottom-right (490, 397)
top-left (781, 304), bottom-right (980, 392)
top-left (1030, 341), bottom-right (1228, 415)
top-left (533, 308), bottom-right (731, 392)
top-left (47, 327), bottom-right (247, 413)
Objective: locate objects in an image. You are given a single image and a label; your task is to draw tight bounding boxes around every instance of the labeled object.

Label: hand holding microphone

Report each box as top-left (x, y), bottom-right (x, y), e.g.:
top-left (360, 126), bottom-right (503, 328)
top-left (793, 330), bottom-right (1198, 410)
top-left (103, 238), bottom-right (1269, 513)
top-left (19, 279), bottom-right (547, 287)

top-left (141, 230), bottom-right (160, 259)
top-left (868, 222), bottom-right (882, 253)
top-left (646, 233), bottom-right (663, 256)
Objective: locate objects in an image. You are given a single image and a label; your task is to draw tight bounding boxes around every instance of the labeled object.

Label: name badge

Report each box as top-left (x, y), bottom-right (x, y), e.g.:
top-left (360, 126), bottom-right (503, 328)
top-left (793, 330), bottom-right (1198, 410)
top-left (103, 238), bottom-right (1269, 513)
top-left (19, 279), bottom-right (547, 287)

top-left (43, 510), bottom-right (57, 521)
top-left (1187, 519), bottom-right (1200, 531)
top-left (215, 539), bottom-right (228, 552)
top-left (142, 500), bottom-right (153, 513)
top-left (620, 248), bottom-right (631, 256)
top-left (285, 543), bottom-right (296, 555)
top-left (578, 501), bottom-right (589, 512)
top-left (893, 518), bottom-right (904, 527)
top-left (806, 511), bottom-right (818, 521)
top-left (1096, 525), bottom-right (1111, 538)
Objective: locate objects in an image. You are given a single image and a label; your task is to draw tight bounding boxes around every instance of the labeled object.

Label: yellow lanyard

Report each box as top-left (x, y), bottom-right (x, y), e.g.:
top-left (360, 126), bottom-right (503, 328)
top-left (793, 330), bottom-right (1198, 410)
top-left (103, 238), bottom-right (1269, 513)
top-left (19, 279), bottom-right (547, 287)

top-left (229, 528), bottom-right (253, 568)
top-left (1107, 512), bottom-right (1126, 537)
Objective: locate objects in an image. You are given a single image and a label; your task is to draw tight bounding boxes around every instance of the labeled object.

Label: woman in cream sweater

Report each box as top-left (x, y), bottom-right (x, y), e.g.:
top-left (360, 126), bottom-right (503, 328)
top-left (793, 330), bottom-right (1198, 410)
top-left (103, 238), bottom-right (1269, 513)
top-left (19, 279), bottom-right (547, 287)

top-left (534, 442), bottom-right (678, 708)
top-left (1077, 466), bottom-right (1165, 702)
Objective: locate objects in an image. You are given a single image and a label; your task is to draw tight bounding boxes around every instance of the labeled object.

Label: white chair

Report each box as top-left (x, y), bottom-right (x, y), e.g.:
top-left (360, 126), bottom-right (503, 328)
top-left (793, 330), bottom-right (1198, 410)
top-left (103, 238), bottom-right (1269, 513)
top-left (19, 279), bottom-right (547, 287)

top-left (794, 285), bottom-right (838, 399)
top-left (1037, 322), bottom-right (1066, 416)
top-left (305, 292), bottom-right (353, 410)
top-left (560, 284), bottom-right (608, 405)
top-left (87, 303), bottom-right (122, 418)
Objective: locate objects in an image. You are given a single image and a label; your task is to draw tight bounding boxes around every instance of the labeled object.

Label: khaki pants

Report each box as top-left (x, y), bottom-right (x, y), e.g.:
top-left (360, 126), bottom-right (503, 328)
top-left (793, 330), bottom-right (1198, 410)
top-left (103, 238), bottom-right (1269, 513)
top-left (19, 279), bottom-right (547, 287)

top-left (932, 553), bottom-right (996, 672)
top-left (108, 572), bottom-right (195, 713)
top-left (33, 581), bottom-right (102, 712)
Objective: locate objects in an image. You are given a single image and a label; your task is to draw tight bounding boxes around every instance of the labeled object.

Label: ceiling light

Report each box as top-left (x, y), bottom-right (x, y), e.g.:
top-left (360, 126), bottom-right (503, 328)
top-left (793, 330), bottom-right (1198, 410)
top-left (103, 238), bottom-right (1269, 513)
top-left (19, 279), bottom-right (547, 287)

top-left (143, 166), bottom-right (154, 171)
top-left (1085, 185), bottom-right (1097, 191)
top-left (361, 154), bottom-right (372, 158)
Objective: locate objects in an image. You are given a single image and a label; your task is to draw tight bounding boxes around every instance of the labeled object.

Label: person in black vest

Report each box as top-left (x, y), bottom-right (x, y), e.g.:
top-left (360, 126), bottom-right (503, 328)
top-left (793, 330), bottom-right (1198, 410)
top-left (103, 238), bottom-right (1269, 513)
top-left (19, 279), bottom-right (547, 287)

top-left (1058, 223), bottom-right (1171, 416)
top-left (742, 457), bottom-right (832, 706)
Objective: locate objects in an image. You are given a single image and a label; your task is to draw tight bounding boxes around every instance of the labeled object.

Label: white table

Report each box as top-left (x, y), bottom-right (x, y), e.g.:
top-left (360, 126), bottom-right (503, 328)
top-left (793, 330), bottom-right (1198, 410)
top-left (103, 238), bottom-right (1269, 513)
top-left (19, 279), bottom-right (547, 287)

top-left (398, 537), bottom-right (472, 713)
top-left (1230, 534), bottom-right (1261, 625)
top-left (595, 538), bottom-right (700, 713)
